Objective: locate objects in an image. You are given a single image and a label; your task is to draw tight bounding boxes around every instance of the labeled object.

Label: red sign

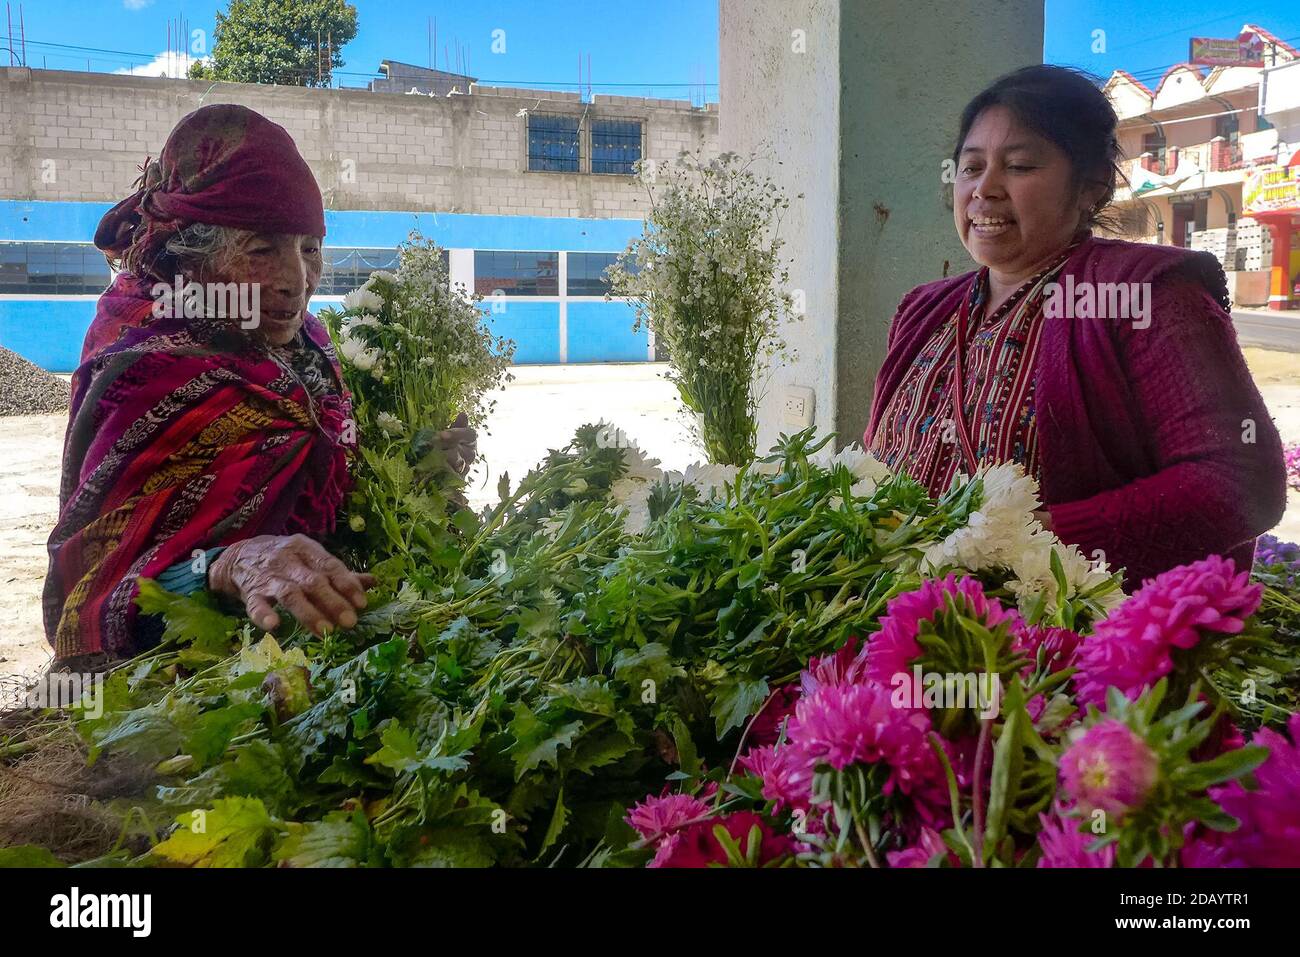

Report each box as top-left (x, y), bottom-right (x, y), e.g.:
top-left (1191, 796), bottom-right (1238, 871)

top-left (1189, 33), bottom-right (1265, 67)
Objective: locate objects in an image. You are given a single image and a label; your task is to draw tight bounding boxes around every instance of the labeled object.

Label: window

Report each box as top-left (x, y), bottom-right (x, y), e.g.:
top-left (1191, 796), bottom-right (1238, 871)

top-left (1215, 113), bottom-right (1240, 145)
top-left (528, 113), bottom-right (581, 172)
top-left (566, 252), bottom-right (619, 296)
top-left (0, 242), bottom-right (111, 294)
top-left (591, 119), bottom-right (643, 175)
top-left (317, 247), bottom-right (403, 295)
top-left (474, 250), bottom-right (559, 296)
top-left (1142, 131), bottom-right (1167, 170)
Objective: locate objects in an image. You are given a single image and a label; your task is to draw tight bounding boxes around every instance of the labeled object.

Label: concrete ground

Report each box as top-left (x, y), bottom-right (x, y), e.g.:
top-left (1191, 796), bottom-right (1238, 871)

top-left (2, 355), bottom-right (1298, 686)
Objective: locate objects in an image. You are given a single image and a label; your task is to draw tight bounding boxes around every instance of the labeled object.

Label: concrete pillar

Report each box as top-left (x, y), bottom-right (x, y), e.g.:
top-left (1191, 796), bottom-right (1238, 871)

top-left (719, 0), bottom-right (1046, 451)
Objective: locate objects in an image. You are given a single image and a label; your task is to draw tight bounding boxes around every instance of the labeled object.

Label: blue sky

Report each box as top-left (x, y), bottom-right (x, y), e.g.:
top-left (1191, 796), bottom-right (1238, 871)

top-left (1, 1), bottom-right (1297, 101)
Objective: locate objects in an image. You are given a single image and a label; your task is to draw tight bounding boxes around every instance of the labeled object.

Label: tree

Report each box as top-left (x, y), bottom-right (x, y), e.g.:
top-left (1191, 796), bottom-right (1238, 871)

top-left (188, 0), bottom-right (357, 88)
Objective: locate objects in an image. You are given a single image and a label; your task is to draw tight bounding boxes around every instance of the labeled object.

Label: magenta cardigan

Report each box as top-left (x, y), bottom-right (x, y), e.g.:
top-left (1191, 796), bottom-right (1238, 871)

top-left (866, 236), bottom-right (1287, 591)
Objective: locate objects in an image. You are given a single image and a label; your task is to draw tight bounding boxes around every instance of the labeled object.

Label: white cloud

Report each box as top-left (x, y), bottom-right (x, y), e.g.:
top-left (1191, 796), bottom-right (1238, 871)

top-left (113, 51), bottom-right (203, 79)
top-left (123, 0), bottom-right (156, 10)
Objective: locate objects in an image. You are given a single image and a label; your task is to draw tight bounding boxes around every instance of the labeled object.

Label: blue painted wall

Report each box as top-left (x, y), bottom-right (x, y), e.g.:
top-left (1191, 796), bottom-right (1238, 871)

top-left (0, 298), bottom-right (98, 371)
top-left (567, 300), bottom-right (647, 363)
top-left (0, 201), bottom-right (647, 373)
top-left (483, 301), bottom-right (561, 365)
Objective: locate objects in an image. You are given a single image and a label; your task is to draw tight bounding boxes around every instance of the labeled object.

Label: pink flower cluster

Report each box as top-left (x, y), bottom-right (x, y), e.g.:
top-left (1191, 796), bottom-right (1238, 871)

top-left (1188, 713), bottom-right (1300, 867)
top-left (625, 793), bottom-right (795, 868)
top-left (865, 574), bottom-right (1023, 695)
top-left (1073, 556), bottom-right (1261, 707)
top-left (1059, 719), bottom-right (1159, 820)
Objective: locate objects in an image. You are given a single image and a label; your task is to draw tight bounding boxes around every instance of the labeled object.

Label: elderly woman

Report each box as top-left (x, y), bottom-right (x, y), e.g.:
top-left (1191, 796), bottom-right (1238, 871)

top-left (866, 65), bottom-right (1286, 591)
top-left (43, 104), bottom-right (474, 668)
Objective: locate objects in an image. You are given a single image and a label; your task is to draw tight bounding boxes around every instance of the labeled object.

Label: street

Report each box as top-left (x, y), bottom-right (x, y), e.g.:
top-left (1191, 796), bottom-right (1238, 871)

top-left (1233, 308), bottom-right (1300, 353)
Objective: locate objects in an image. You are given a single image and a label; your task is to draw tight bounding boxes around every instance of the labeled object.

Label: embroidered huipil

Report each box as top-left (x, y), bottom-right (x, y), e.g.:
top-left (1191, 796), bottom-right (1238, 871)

top-left (868, 254), bottom-right (1070, 496)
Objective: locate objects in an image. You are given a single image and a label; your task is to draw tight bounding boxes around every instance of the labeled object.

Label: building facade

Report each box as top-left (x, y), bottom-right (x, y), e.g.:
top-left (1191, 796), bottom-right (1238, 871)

top-left (1101, 24), bottom-right (1300, 309)
top-left (0, 66), bottom-right (719, 371)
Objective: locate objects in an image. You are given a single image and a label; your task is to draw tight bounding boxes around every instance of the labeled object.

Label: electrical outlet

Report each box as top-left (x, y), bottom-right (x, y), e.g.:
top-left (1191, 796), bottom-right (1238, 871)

top-left (782, 386), bottom-right (815, 428)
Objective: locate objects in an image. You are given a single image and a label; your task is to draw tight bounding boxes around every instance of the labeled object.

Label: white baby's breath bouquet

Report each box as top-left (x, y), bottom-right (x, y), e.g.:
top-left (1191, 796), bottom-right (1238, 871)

top-left (319, 233), bottom-right (515, 578)
top-left (323, 231), bottom-right (514, 440)
top-left (606, 149), bottom-right (799, 466)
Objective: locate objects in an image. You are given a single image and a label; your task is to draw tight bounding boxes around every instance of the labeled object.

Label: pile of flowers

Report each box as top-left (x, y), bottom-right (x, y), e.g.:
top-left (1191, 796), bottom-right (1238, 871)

top-left (1285, 442), bottom-right (1300, 493)
top-left (626, 558), bottom-right (1300, 868)
top-left (605, 150), bottom-right (800, 466)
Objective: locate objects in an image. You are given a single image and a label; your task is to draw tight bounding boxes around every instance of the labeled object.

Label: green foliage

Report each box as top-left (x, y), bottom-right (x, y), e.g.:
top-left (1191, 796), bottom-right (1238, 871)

top-left (188, 0), bottom-right (358, 87)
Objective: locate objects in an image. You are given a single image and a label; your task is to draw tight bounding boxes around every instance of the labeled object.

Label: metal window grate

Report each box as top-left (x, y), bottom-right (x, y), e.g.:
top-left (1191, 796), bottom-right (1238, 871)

top-left (528, 113), bottom-right (581, 173)
top-left (591, 119), bottom-right (643, 175)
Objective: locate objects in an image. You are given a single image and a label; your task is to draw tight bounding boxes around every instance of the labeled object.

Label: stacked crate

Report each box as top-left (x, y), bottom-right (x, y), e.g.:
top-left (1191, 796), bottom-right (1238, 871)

top-left (1235, 218), bottom-right (1273, 272)
top-left (1189, 227), bottom-right (1235, 270)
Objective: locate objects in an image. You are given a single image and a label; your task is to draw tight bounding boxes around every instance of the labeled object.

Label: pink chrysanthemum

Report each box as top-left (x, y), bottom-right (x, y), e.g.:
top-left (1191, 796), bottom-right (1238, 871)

top-left (1036, 804), bottom-right (1116, 868)
top-left (650, 811), bottom-right (795, 868)
top-left (625, 792), bottom-right (712, 846)
top-left (1073, 556), bottom-right (1262, 706)
top-left (800, 638), bottom-right (869, 697)
top-left (1015, 624), bottom-right (1083, 675)
top-left (789, 681), bottom-right (948, 817)
top-left (886, 827), bottom-right (951, 868)
top-left (866, 575), bottom-right (1022, 695)
top-left (1059, 720), bottom-right (1159, 820)
top-left (739, 744), bottom-right (813, 814)
top-left (1206, 713), bottom-right (1300, 867)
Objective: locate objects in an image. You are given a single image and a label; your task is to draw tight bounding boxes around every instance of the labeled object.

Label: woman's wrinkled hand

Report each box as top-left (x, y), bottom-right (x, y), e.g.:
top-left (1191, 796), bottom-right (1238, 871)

top-left (440, 411), bottom-right (478, 477)
top-left (207, 533), bottom-right (376, 635)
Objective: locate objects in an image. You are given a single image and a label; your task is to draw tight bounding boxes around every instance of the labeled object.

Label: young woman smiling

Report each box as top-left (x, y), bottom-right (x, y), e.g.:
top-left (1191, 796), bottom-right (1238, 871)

top-left (865, 65), bottom-right (1286, 591)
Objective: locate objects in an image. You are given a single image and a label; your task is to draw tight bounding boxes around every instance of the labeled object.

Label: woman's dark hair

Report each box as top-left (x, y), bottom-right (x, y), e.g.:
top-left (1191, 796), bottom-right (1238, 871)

top-left (950, 64), bottom-right (1124, 233)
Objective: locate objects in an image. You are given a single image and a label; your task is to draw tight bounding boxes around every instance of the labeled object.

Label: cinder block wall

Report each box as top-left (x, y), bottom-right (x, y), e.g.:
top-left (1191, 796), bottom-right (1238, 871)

top-left (0, 67), bottom-right (719, 219)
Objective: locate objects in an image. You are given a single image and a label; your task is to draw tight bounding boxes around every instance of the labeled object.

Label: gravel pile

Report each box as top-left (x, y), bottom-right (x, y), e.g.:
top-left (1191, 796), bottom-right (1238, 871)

top-left (0, 346), bottom-right (71, 416)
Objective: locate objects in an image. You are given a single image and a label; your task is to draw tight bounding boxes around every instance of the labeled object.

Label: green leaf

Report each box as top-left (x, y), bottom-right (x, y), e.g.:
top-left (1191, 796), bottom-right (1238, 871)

top-left (538, 787), bottom-right (569, 855)
top-left (134, 578), bottom-right (240, 650)
top-left (709, 676), bottom-right (769, 738)
top-left (151, 797), bottom-right (278, 868)
top-left (1175, 745), bottom-right (1269, 791)
top-left (507, 703), bottom-right (584, 778)
top-left (273, 814), bottom-right (370, 868)
top-left (365, 721), bottom-right (470, 775)
top-left (183, 701), bottom-right (265, 767)
top-left (611, 642), bottom-right (685, 690)
top-left (0, 845), bottom-right (65, 867)
top-left (566, 729), bottom-right (636, 774)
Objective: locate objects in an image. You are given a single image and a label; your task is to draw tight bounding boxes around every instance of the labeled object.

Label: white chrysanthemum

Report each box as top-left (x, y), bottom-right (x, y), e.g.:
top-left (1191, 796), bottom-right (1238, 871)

top-left (679, 462), bottom-right (738, 500)
top-left (618, 440), bottom-right (665, 484)
top-left (342, 314), bottom-right (381, 335)
top-left (363, 270), bottom-right (397, 287)
top-left (338, 335), bottom-right (382, 371)
top-left (342, 287), bottom-right (385, 313)
top-left (830, 445), bottom-right (892, 483)
top-left (610, 478), bottom-right (654, 535)
top-left (924, 462), bottom-right (1124, 613)
top-left (376, 412), bottom-right (405, 436)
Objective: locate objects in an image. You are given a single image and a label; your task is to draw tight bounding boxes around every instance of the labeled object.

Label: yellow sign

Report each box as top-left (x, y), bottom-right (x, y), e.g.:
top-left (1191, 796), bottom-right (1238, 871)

top-left (1244, 164), bottom-right (1300, 214)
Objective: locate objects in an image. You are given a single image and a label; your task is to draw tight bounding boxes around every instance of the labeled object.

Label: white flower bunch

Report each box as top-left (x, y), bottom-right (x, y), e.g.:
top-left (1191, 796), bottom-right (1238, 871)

top-left (923, 463), bottom-right (1124, 614)
top-left (321, 232), bottom-right (516, 440)
top-left (608, 439), bottom-right (666, 535)
top-left (605, 150), bottom-right (801, 466)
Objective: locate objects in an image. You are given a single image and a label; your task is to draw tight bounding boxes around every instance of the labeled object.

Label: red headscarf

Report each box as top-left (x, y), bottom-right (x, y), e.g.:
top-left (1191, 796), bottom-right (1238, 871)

top-left (94, 103), bottom-right (326, 280)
